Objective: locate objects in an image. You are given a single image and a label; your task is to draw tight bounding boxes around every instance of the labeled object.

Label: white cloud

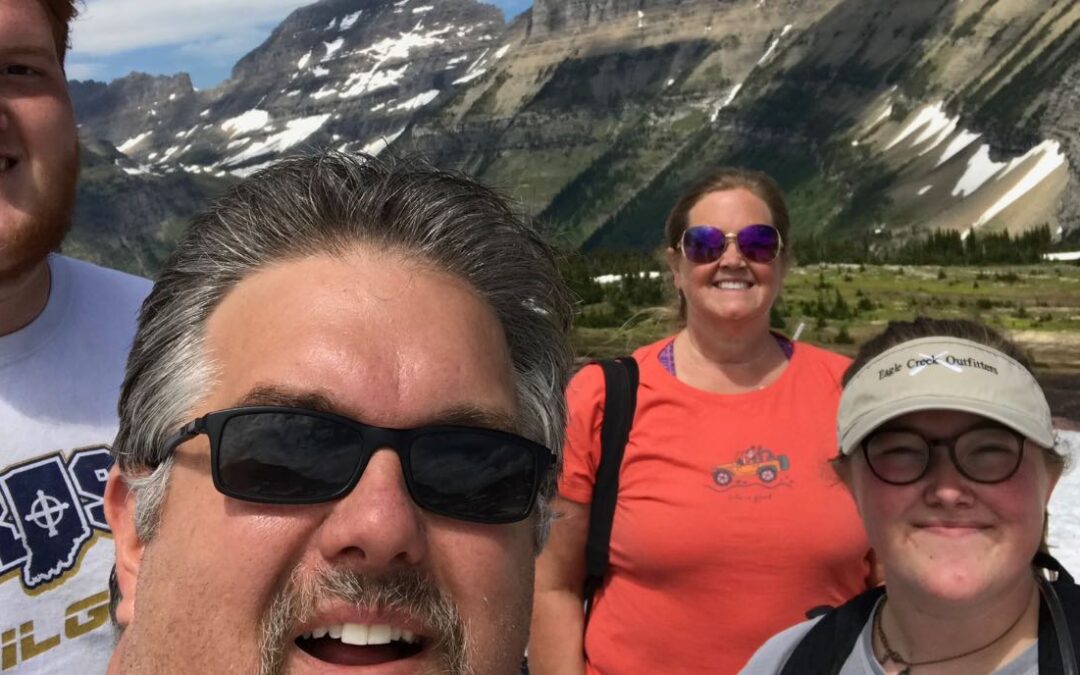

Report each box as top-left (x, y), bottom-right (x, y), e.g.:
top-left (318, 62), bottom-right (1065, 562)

top-left (175, 27), bottom-right (274, 62)
top-left (65, 61), bottom-right (106, 80)
top-left (70, 0), bottom-right (310, 56)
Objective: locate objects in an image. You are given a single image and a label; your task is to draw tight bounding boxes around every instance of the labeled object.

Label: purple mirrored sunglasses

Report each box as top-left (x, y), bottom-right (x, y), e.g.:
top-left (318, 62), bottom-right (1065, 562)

top-left (679, 224), bottom-right (784, 264)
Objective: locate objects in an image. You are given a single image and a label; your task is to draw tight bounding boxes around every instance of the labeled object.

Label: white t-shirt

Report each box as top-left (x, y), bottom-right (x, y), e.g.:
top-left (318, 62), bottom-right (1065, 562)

top-left (740, 595), bottom-right (1038, 674)
top-left (0, 255), bottom-right (150, 674)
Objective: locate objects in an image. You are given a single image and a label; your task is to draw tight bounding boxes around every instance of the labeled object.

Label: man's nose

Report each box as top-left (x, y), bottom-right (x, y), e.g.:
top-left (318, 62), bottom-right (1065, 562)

top-left (315, 449), bottom-right (427, 569)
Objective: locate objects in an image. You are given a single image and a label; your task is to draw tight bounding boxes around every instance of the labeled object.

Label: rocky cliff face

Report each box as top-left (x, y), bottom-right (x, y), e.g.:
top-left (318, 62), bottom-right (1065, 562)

top-left (68, 0), bottom-right (1080, 273)
top-left (531, 0), bottom-right (649, 36)
top-left (67, 139), bottom-right (231, 277)
top-left (70, 74), bottom-right (198, 144)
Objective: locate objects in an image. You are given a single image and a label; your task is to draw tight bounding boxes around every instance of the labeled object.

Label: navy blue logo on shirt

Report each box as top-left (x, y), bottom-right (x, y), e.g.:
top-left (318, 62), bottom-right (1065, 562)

top-left (0, 447), bottom-right (112, 591)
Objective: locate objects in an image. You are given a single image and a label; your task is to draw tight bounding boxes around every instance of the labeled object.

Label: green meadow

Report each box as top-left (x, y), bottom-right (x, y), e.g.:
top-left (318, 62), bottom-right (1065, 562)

top-left (570, 263), bottom-right (1080, 376)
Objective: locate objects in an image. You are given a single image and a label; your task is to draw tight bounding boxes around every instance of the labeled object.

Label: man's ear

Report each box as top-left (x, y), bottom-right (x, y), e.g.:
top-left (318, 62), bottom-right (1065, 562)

top-left (105, 465), bottom-right (144, 627)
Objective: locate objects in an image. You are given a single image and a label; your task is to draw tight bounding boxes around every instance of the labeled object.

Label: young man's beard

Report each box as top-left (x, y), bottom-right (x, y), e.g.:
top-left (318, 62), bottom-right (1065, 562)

top-left (0, 143), bottom-right (79, 284)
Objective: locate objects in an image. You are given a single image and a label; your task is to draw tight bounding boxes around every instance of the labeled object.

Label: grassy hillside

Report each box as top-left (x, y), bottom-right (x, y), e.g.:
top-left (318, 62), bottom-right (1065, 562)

top-left (572, 262), bottom-right (1080, 374)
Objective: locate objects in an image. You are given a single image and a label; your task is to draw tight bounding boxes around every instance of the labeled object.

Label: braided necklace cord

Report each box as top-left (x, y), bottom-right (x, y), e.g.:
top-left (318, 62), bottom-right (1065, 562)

top-left (873, 596), bottom-right (1030, 674)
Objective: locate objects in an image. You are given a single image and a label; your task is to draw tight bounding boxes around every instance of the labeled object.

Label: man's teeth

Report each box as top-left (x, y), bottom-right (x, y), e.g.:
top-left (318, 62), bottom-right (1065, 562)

top-left (716, 281), bottom-right (751, 289)
top-left (302, 623), bottom-right (419, 646)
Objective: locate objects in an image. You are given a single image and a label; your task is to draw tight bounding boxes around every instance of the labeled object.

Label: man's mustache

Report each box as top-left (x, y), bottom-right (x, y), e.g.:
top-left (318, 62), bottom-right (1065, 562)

top-left (257, 565), bottom-right (470, 675)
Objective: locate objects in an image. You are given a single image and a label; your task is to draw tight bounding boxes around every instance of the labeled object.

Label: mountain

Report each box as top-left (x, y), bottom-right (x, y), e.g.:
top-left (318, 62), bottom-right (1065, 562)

top-left (68, 0), bottom-right (1080, 274)
top-left (68, 138), bottom-right (231, 278)
top-left (407, 0), bottom-right (1080, 251)
top-left (72, 0), bottom-right (504, 174)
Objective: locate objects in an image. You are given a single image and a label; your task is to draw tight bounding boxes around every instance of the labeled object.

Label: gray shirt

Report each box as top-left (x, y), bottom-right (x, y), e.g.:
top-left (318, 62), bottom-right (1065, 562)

top-left (740, 597), bottom-right (1039, 674)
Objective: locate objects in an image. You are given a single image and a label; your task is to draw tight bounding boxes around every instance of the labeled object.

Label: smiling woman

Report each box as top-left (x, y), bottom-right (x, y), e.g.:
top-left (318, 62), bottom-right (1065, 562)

top-left (530, 168), bottom-right (876, 675)
top-left (742, 317), bottom-right (1079, 674)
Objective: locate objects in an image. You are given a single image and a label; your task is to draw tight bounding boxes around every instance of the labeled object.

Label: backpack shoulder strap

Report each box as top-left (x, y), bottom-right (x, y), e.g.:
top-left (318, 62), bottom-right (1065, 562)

top-left (780, 587), bottom-right (886, 675)
top-left (1036, 553), bottom-right (1080, 674)
top-left (582, 356), bottom-right (639, 623)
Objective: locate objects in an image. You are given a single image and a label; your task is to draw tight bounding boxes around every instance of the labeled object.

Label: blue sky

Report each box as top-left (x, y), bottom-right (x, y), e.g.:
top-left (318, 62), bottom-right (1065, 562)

top-left (67, 0), bottom-right (534, 88)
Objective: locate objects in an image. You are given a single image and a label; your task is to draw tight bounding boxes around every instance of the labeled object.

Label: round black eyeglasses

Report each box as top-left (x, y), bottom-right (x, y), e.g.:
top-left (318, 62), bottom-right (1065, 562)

top-left (861, 425), bottom-right (1026, 485)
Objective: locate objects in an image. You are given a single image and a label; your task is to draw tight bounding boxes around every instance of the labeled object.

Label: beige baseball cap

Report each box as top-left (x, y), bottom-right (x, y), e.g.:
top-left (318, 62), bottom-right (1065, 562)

top-left (838, 336), bottom-right (1057, 456)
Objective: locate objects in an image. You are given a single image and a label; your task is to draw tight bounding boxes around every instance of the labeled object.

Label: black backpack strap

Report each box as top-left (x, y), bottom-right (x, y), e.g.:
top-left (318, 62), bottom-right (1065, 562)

top-left (582, 356), bottom-right (639, 625)
top-left (780, 587), bottom-right (885, 675)
top-left (782, 555), bottom-right (1080, 675)
top-left (1036, 553), bottom-right (1080, 675)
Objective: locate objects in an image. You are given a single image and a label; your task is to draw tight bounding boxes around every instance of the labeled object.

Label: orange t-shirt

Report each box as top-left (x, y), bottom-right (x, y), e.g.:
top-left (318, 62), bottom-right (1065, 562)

top-left (560, 337), bottom-right (871, 675)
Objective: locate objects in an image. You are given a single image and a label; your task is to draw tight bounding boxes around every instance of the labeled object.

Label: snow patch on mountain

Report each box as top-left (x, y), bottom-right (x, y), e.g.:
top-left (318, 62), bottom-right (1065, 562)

top-left (972, 140), bottom-right (1066, 228)
top-left (323, 38), bottom-right (345, 61)
top-left (711, 24), bottom-right (794, 121)
top-left (341, 64), bottom-right (410, 98)
top-left (952, 144), bottom-right (1009, 197)
top-left (453, 68), bottom-right (486, 85)
top-left (870, 105), bottom-right (893, 128)
top-left (362, 127), bottom-right (406, 156)
top-left (340, 11), bottom-right (362, 31)
top-left (117, 131), bottom-right (151, 154)
top-left (363, 24), bottom-right (453, 62)
top-left (936, 130), bottom-right (981, 167)
top-left (885, 101), bottom-right (953, 152)
top-left (221, 109), bottom-right (270, 136)
top-left (393, 89), bottom-right (439, 111)
top-left (757, 25), bottom-right (793, 66)
top-left (223, 113), bottom-right (331, 168)
top-left (711, 83), bottom-right (742, 121)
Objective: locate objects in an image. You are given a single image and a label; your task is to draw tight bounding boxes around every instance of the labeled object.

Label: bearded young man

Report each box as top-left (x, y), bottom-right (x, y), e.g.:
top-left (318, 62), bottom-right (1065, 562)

top-left (103, 152), bottom-right (574, 675)
top-left (0, 1), bottom-right (151, 672)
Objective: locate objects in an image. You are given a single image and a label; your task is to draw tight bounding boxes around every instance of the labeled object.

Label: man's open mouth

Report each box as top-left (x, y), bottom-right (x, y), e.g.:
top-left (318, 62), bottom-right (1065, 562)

top-left (295, 622), bottom-right (425, 667)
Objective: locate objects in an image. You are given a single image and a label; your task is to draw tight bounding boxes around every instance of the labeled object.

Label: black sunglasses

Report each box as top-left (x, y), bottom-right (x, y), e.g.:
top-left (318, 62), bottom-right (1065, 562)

top-left (862, 425), bottom-right (1026, 486)
top-left (679, 224), bottom-right (784, 264)
top-left (163, 406), bottom-right (555, 524)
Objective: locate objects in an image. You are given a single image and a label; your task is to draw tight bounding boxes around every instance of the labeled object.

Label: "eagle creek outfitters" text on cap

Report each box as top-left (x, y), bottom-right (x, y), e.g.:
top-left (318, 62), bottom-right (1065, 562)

top-left (837, 336), bottom-right (1057, 457)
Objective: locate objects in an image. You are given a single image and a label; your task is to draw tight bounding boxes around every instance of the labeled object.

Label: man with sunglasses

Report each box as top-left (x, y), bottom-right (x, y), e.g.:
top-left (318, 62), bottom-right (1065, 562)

top-left (103, 152), bottom-right (574, 675)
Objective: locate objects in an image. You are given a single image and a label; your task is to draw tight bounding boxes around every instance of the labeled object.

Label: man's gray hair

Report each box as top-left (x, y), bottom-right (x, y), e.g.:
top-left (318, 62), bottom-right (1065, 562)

top-left (111, 152), bottom-right (574, 546)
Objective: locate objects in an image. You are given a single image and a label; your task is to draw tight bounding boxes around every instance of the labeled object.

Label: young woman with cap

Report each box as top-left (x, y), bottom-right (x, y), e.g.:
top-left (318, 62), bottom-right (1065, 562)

top-left (741, 317), bottom-right (1078, 674)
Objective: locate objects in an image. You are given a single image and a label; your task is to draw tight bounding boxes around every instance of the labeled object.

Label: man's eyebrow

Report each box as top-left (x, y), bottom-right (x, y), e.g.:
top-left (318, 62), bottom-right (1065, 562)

top-left (433, 406), bottom-right (522, 434)
top-left (0, 45), bottom-right (58, 61)
top-left (235, 385), bottom-right (521, 433)
top-left (236, 385), bottom-right (338, 414)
